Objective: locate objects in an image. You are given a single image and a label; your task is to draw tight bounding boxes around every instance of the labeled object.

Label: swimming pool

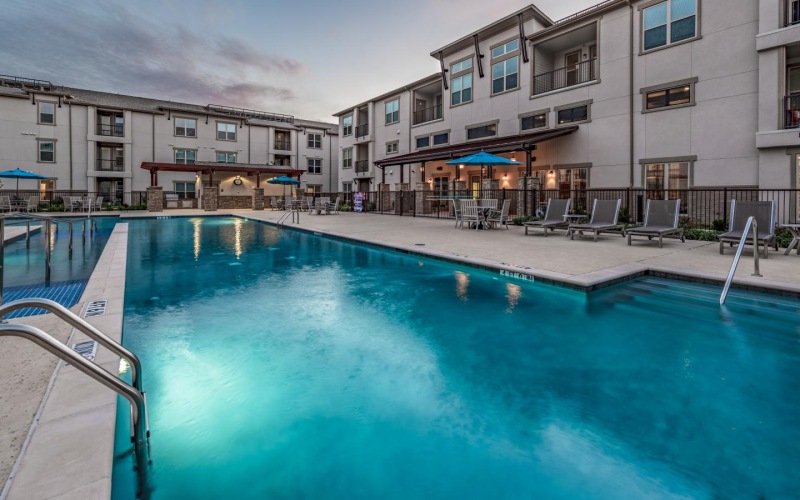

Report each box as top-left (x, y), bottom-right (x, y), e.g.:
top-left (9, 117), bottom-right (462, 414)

top-left (112, 217), bottom-right (800, 499)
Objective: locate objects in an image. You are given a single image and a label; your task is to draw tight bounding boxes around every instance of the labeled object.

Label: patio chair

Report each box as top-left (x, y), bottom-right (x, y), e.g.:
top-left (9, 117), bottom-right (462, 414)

top-left (66, 196), bottom-right (83, 212)
top-left (23, 195), bottom-right (40, 212)
top-left (626, 199), bottom-right (685, 248)
top-left (719, 199), bottom-right (778, 259)
top-left (486, 199), bottom-right (511, 230)
top-left (0, 196), bottom-right (11, 212)
top-left (459, 199), bottom-right (484, 230)
top-left (327, 196), bottom-right (341, 214)
top-left (568, 199), bottom-right (624, 242)
top-left (452, 199), bottom-right (463, 228)
top-left (523, 198), bottom-right (571, 236)
top-left (94, 196), bottom-right (103, 210)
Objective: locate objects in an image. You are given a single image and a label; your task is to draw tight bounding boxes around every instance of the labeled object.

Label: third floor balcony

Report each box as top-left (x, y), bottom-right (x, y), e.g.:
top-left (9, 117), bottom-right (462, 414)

top-left (354, 160), bottom-right (370, 174)
top-left (355, 124), bottom-right (369, 138)
top-left (96, 158), bottom-right (124, 171)
top-left (274, 140), bottom-right (292, 151)
top-left (531, 23), bottom-right (598, 96)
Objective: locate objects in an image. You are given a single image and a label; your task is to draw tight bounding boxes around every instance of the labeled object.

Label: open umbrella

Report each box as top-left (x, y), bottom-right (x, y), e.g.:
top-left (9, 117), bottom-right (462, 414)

top-left (445, 151), bottom-right (520, 194)
top-left (267, 175), bottom-right (301, 202)
top-left (0, 168), bottom-right (48, 194)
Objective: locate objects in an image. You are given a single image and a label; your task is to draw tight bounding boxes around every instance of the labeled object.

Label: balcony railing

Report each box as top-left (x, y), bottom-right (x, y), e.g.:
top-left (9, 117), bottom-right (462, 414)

top-left (355, 124), bottom-right (369, 138)
top-left (96, 159), bottom-right (124, 172)
top-left (533, 58), bottom-right (597, 95)
top-left (787, 0), bottom-right (800, 26)
top-left (413, 103), bottom-right (443, 125)
top-left (785, 95), bottom-right (800, 128)
top-left (96, 123), bottom-right (124, 137)
top-left (274, 140), bottom-right (291, 151)
top-left (354, 160), bottom-right (370, 174)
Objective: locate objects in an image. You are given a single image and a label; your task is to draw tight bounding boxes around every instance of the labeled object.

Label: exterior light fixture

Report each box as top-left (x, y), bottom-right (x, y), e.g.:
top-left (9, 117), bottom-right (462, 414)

top-left (459, 164), bottom-right (464, 169)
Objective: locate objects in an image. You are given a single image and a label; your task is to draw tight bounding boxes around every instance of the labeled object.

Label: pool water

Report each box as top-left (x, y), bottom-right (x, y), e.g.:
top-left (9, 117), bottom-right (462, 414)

top-left (113, 217), bottom-right (800, 499)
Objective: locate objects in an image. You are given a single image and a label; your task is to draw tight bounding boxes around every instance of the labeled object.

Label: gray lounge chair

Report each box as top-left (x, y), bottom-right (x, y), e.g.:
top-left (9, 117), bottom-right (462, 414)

top-left (523, 198), bottom-right (571, 236)
top-left (626, 199), bottom-right (685, 248)
top-left (719, 199), bottom-right (777, 259)
top-left (568, 199), bottom-right (623, 242)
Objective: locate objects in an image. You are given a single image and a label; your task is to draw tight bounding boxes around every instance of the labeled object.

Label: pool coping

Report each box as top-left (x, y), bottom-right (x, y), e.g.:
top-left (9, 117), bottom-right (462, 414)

top-left (2, 223), bottom-right (129, 500)
top-left (238, 215), bottom-right (800, 299)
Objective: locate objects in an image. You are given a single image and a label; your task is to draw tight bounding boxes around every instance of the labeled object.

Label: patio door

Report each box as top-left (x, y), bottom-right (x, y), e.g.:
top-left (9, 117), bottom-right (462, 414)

top-left (470, 175), bottom-right (481, 197)
top-left (97, 178), bottom-right (123, 205)
top-left (565, 50), bottom-right (581, 86)
top-left (433, 176), bottom-right (449, 195)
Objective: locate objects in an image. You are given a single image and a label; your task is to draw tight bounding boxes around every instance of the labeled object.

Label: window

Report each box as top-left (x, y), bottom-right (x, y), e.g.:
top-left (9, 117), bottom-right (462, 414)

top-left (491, 39), bottom-right (519, 58)
top-left (521, 113), bottom-right (547, 131)
top-left (386, 142), bottom-right (398, 154)
top-left (216, 122), bottom-right (236, 141)
top-left (175, 118), bottom-right (197, 137)
top-left (645, 161), bottom-right (689, 199)
top-left (385, 99), bottom-right (399, 125)
top-left (38, 102), bottom-right (55, 125)
top-left (492, 56), bottom-right (519, 94)
top-left (646, 85), bottom-right (691, 110)
top-left (642, 0), bottom-right (697, 52)
top-left (175, 181), bottom-right (196, 199)
top-left (307, 133), bottom-right (322, 149)
top-left (216, 152), bottom-right (236, 163)
top-left (467, 123), bottom-right (497, 140)
top-left (274, 155), bottom-right (291, 166)
top-left (789, 0), bottom-right (800, 26)
top-left (433, 132), bottom-right (449, 146)
top-left (307, 158), bottom-right (321, 174)
top-left (451, 58), bottom-right (473, 106)
top-left (343, 148), bottom-right (353, 168)
top-left (38, 140), bottom-right (55, 162)
top-left (416, 136), bottom-right (430, 149)
top-left (343, 115), bottom-right (353, 136)
top-left (175, 149), bottom-right (196, 165)
top-left (342, 182), bottom-right (353, 193)
top-left (306, 185), bottom-right (321, 194)
top-left (557, 105), bottom-right (589, 125)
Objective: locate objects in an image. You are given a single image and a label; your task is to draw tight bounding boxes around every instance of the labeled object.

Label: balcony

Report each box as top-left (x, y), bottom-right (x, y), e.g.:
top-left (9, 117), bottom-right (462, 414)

top-left (274, 140), bottom-right (292, 151)
top-left (413, 103), bottom-right (442, 125)
top-left (533, 58), bottom-right (597, 95)
top-left (355, 160), bottom-right (370, 174)
top-left (96, 123), bottom-right (124, 137)
top-left (355, 124), bottom-right (369, 138)
top-left (96, 159), bottom-right (124, 172)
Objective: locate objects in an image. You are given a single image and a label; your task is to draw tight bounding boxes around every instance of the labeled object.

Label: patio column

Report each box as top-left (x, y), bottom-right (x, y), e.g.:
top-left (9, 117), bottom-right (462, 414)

top-left (202, 186), bottom-right (218, 211)
top-left (252, 187), bottom-right (264, 211)
top-left (146, 186), bottom-right (163, 212)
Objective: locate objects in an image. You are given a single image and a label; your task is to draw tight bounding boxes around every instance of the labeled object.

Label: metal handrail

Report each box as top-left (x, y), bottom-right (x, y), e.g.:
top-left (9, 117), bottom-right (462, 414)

top-left (0, 298), bottom-right (142, 391)
top-left (720, 216), bottom-right (762, 305)
top-left (0, 323), bottom-right (148, 447)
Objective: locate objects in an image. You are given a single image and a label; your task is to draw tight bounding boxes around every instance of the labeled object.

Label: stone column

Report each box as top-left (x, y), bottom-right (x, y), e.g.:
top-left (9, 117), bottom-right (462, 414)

top-left (481, 179), bottom-right (499, 192)
top-left (415, 182), bottom-right (431, 215)
top-left (252, 188), bottom-right (264, 211)
top-left (379, 184), bottom-right (390, 212)
top-left (451, 180), bottom-right (467, 194)
top-left (146, 186), bottom-right (163, 212)
top-left (202, 186), bottom-right (218, 211)
top-left (517, 177), bottom-right (541, 217)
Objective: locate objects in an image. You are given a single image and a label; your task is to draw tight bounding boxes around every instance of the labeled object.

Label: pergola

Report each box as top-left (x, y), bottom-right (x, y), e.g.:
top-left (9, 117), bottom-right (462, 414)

top-left (140, 162), bottom-right (305, 188)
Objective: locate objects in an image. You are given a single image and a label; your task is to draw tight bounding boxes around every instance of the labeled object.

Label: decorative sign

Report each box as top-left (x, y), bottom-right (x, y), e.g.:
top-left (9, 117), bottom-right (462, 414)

top-left (499, 270), bottom-right (535, 282)
top-left (84, 300), bottom-right (108, 317)
top-left (354, 192), bottom-right (363, 213)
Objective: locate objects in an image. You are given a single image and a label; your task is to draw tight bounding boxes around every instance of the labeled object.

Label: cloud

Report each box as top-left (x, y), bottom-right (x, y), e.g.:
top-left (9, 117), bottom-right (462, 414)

top-left (0, 0), bottom-right (301, 111)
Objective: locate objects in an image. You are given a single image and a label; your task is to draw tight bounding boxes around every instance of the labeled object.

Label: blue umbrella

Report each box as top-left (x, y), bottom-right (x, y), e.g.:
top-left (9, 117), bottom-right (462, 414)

top-left (267, 175), bottom-right (301, 200)
top-left (0, 168), bottom-right (48, 194)
top-left (445, 152), bottom-right (520, 191)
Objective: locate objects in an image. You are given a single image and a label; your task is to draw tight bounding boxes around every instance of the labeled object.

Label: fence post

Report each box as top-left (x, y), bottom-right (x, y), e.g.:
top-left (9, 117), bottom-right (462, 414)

top-left (399, 190), bottom-right (404, 217)
top-left (413, 191), bottom-right (416, 217)
top-left (523, 185), bottom-right (528, 217)
top-left (626, 188), bottom-right (632, 223)
top-left (723, 187), bottom-right (728, 229)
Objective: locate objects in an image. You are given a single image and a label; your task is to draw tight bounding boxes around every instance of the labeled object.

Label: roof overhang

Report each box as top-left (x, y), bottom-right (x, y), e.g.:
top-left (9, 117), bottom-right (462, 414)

top-left (140, 162), bottom-right (304, 177)
top-left (332, 73), bottom-right (442, 117)
top-left (528, 0), bottom-right (628, 41)
top-left (374, 126), bottom-right (579, 167)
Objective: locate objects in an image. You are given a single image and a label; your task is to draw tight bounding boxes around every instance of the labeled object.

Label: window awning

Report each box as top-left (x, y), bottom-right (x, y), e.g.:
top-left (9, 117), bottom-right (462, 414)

top-left (374, 126), bottom-right (579, 167)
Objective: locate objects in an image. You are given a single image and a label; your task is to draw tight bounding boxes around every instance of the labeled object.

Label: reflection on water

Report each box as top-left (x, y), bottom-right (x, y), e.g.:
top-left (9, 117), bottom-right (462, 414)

top-left (505, 283), bottom-right (521, 313)
top-left (455, 271), bottom-right (469, 301)
top-left (191, 218), bottom-right (201, 261)
top-left (233, 218), bottom-right (242, 259)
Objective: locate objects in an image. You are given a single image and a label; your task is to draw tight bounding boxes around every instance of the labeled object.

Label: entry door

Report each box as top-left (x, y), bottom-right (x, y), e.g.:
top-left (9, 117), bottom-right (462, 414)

top-left (470, 175), bottom-right (481, 197)
top-left (433, 176), bottom-right (449, 195)
top-left (565, 50), bottom-right (581, 86)
top-left (97, 178), bottom-right (123, 204)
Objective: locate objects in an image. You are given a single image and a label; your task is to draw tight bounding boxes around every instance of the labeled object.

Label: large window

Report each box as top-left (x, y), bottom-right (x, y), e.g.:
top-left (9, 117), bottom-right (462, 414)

top-left (174, 181), bottom-right (196, 199)
top-left (343, 115), bottom-right (353, 136)
top-left (38, 140), bottom-right (55, 162)
top-left (342, 182), bottom-right (353, 193)
top-left (416, 136), bottom-right (430, 149)
top-left (38, 102), bottom-right (55, 125)
top-left (175, 118), bottom-right (197, 137)
top-left (386, 141), bottom-right (398, 154)
top-left (451, 58), bottom-right (473, 106)
top-left (645, 161), bottom-right (689, 199)
top-left (307, 133), bottom-right (322, 149)
top-left (646, 84), bottom-right (691, 110)
top-left (216, 122), bottom-right (236, 141)
top-left (175, 149), bottom-right (196, 165)
top-left (467, 123), bottom-right (497, 140)
top-left (385, 99), bottom-right (399, 125)
top-left (307, 158), bottom-right (321, 174)
top-left (557, 104), bottom-right (590, 125)
top-left (521, 113), bottom-right (547, 131)
top-left (642, 0), bottom-right (697, 52)
top-left (216, 152), bottom-right (236, 163)
top-left (491, 57), bottom-right (519, 94)
top-left (342, 148), bottom-right (353, 168)
top-left (306, 184), bottom-right (321, 194)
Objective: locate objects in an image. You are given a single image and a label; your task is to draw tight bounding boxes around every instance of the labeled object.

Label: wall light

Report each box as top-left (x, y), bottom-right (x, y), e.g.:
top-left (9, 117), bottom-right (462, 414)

top-left (503, 173), bottom-right (508, 179)
top-left (547, 170), bottom-right (555, 178)
top-left (459, 164), bottom-right (464, 169)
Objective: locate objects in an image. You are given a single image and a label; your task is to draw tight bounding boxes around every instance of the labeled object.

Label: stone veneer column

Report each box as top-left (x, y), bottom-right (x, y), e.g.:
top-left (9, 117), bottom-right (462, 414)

top-left (379, 184), bottom-right (390, 212)
top-left (146, 186), bottom-right (163, 212)
top-left (451, 180), bottom-right (467, 194)
top-left (517, 176), bottom-right (541, 217)
top-left (202, 186), bottom-right (219, 211)
top-left (252, 188), bottom-right (265, 211)
top-left (481, 179), bottom-right (499, 192)
top-left (415, 182), bottom-right (430, 215)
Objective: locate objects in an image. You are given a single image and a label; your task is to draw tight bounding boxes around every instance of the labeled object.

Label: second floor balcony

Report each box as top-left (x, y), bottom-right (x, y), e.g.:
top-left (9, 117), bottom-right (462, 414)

top-left (96, 158), bottom-right (124, 171)
top-left (354, 160), bottom-right (370, 174)
top-left (355, 124), bottom-right (369, 138)
top-left (96, 123), bottom-right (124, 137)
top-left (274, 140), bottom-right (292, 151)
top-left (533, 58), bottom-right (597, 96)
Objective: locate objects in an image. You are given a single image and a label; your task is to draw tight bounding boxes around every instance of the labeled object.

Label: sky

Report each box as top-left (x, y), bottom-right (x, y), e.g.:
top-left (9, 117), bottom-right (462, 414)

top-left (2, 0), bottom-right (600, 123)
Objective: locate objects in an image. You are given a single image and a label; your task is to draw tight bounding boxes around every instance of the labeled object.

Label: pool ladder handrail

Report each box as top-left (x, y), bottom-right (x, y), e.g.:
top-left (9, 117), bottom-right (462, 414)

top-left (720, 216), bottom-right (762, 305)
top-left (277, 207), bottom-right (300, 227)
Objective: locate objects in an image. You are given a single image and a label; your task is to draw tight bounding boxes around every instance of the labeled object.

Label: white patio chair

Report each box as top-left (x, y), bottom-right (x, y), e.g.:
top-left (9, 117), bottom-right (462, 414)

top-left (23, 195), bottom-right (40, 212)
top-left (0, 196), bottom-right (11, 212)
top-left (486, 199), bottom-right (511, 230)
top-left (460, 199), bottom-right (484, 230)
top-left (452, 199), bottom-right (462, 228)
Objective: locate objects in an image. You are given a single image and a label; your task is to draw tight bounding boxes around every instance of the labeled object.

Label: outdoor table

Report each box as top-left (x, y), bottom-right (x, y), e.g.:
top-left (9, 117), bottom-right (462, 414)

top-left (564, 214), bottom-right (589, 236)
top-left (10, 198), bottom-right (26, 210)
top-left (780, 223), bottom-right (800, 255)
top-left (474, 200), bottom-right (496, 229)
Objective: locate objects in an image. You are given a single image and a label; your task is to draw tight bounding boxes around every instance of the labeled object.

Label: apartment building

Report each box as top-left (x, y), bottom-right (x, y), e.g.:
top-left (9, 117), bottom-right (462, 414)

top-left (335, 0), bottom-right (772, 199)
top-left (0, 77), bottom-right (338, 205)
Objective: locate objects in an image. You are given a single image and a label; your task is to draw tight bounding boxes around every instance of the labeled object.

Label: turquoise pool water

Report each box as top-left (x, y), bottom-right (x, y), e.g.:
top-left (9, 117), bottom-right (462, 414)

top-left (113, 217), bottom-right (800, 499)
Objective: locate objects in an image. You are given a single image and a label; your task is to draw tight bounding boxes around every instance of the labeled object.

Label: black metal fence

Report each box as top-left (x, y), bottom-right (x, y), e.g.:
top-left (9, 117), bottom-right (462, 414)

top-left (0, 190), bottom-right (148, 211)
top-left (533, 58), bottom-right (597, 95)
top-left (413, 104), bottom-right (443, 125)
top-left (306, 188), bottom-right (800, 227)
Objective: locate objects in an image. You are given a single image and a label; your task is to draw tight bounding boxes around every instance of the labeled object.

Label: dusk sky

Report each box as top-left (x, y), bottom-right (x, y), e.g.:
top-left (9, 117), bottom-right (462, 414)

top-left (3, 0), bottom-right (600, 123)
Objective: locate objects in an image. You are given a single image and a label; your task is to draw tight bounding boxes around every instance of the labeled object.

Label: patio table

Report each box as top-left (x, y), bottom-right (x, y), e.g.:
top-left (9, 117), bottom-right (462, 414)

top-left (564, 214), bottom-right (589, 237)
top-left (780, 224), bottom-right (800, 255)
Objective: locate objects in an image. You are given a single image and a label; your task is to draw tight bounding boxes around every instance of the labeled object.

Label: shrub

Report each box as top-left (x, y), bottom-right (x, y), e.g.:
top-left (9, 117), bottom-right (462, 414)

top-left (617, 207), bottom-right (630, 224)
top-left (776, 228), bottom-right (793, 248)
top-left (512, 215), bottom-right (538, 226)
top-left (339, 203), bottom-right (352, 212)
top-left (684, 228), bottom-right (720, 241)
top-left (712, 219), bottom-right (726, 231)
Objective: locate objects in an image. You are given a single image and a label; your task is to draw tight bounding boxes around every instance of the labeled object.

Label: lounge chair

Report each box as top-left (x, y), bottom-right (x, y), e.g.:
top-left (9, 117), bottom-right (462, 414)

top-left (0, 196), bottom-right (11, 212)
top-left (626, 199), bottom-right (685, 248)
top-left (523, 198), bottom-right (571, 236)
top-left (568, 199), bottom-right (624, 242)
top-left (719, 200), bottom-right (777, 259)
top-left (486, 199), bottom-right (511, 230)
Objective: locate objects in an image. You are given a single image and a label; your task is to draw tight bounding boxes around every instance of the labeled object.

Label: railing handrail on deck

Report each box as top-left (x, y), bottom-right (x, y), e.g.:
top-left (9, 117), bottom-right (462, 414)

top-left (719, 216), bottom-right (762, 304)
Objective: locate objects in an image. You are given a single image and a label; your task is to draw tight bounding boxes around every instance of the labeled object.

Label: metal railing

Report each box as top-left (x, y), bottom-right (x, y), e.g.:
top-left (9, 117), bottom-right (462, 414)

top-left (0, 190), bottom-right (148, 210)
top-left (413, 103), bottom-right (443, 125)
top-left (96, 159), bottom-right (125, 172)
top-left (533, 58), bottom-right (597, 95)
top-left (274, 140), bottom-right (291, 151)
top-left (0, 74), bottom-right (53, 91)
top-left (784, 94), bottom-right (800, 128)
top-left (354, 160), bottom-right (370, 174)
top-left (719, 217), bottom-right (762, 304)
top-left (355, 123), bottom-right (369, 138)
top-left (96, 123), bottom-right (124, 137)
